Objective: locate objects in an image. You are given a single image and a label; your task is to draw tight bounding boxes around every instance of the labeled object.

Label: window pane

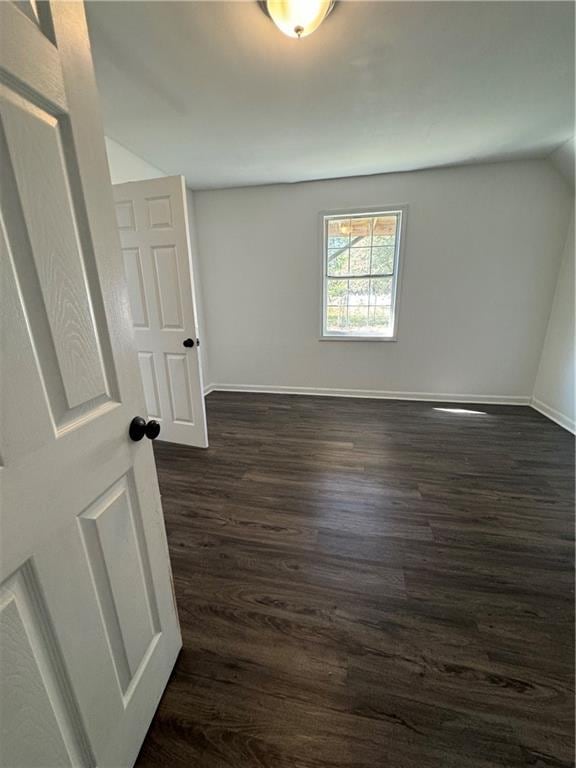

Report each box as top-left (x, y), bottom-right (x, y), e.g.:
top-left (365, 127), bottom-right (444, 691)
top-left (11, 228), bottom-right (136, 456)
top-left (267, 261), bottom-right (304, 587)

top-left (348, 278), bottom-right (370, 306)
top-left (348, 306), bottom-right (369, 330)
top-left (349, 217), bottom-right (372, 247)
top-left (327, 278), bottom-right (348, 306)
top-left (327, 218), bottom-right (351, 249)
top-left (370, 305), bottom-right (391, 329)
top-left (371, 246), bottom-right (395, 274)
top-left (373, 234), bottom-right (396, 247)
top-left (370, 277), bottom-right (392, 306)
top-left (326, 305), bottom-right (347, 331)
top-left (373, 215), bottom-right (397, 238)
top-left (349, 247), bottom-right (370, 275)
top-left (327, 249), bottom-right (349, 276)
top-left (328, 235), bottom-right (349, 250)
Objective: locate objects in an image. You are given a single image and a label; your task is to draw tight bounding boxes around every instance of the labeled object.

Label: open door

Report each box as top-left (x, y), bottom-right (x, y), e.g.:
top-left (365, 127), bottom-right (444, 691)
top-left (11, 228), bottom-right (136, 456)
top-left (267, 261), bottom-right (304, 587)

top-left (113, 176), bottom-right (209, 448)
top-left (0, 3), bottom-right (181, 766)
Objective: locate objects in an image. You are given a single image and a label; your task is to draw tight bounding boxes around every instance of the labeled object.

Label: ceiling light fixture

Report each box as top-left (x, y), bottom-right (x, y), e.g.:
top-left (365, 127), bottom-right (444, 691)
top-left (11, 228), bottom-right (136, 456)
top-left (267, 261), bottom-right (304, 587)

top-left (259, 0), bottom-right (336, 39)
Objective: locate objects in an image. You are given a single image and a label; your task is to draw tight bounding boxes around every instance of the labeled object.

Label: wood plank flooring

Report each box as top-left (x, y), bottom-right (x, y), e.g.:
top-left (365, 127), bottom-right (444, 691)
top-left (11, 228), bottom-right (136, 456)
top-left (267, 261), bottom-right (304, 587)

top-left (137, 393), bottom-right (575, 768)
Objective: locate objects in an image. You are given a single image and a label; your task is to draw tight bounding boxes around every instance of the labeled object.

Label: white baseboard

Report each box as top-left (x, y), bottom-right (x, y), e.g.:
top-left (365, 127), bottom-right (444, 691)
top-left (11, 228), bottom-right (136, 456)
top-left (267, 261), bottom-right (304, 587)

top-left (531, 397), bottom-right (575, 434)
top-left (204, 382), bottom-right (531, 406)
top-left (203, 383), bottom-right (574, 433)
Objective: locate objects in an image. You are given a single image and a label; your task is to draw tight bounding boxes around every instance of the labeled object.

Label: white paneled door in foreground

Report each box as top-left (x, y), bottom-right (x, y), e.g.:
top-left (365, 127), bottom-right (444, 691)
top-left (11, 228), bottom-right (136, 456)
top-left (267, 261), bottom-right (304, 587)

top-left (0, 3), bottom-right (181, 767)
top-left (114, 176), bottom-right (208, 448)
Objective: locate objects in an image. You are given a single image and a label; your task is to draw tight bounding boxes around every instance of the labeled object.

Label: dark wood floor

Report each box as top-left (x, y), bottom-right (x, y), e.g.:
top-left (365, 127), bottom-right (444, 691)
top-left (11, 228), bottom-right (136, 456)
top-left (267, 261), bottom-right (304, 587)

top-left (137, 393), bottom-right (575, 768)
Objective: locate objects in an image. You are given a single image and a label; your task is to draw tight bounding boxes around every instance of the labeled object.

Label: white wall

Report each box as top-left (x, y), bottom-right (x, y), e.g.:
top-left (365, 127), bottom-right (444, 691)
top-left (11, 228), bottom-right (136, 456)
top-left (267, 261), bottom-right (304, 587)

top-left (549, 138), bottom-right (575, 190)
top-left (533, 211), bottom-right (575, 431)
top-left (105, 137), bottom-right (166, 184)
top-left (194, 160), bottom-right (572, 402)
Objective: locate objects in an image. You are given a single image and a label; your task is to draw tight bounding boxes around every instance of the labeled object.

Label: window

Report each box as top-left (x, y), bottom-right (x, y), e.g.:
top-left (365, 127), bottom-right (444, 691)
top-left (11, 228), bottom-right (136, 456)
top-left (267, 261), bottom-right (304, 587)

top-left (321, 208), bottom-right (405, 340)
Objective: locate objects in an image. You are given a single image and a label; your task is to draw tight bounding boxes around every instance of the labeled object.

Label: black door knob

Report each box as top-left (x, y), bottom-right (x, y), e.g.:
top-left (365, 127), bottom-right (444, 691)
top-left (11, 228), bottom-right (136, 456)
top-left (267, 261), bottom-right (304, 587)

top-left (129, 416), bottom-right (161, 442)
top-left (183, 338), bottom-right (195, 348)
top-left (145, 420), bottom-right (161, 440)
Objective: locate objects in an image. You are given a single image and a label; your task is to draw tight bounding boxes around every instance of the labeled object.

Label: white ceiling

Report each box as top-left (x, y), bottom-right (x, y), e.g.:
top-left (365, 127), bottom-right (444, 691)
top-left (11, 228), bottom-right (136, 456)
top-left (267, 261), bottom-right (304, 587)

top-left (86, 1), bottom-right (575, 190)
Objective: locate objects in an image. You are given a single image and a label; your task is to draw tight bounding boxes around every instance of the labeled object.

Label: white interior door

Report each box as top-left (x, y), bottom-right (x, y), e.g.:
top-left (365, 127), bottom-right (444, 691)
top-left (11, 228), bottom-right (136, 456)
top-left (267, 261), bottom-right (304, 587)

top-left (113, 177), bottom-right (208, 448)
top-left (0, 4), bottom-right (181, 767)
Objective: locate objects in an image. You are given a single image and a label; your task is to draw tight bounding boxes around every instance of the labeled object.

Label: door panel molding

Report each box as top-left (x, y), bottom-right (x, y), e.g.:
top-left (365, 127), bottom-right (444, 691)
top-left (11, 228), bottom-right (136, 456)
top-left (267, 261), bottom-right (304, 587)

top-left (0, 561), bottom-right (95, 768)
top-left (78, 473), bottom-right (161, 696)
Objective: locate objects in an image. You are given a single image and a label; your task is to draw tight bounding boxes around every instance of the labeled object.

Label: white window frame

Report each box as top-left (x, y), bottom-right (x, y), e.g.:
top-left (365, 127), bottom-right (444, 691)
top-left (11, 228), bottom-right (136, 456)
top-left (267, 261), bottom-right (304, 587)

top-left (320, 205), bottom-right (407, 341)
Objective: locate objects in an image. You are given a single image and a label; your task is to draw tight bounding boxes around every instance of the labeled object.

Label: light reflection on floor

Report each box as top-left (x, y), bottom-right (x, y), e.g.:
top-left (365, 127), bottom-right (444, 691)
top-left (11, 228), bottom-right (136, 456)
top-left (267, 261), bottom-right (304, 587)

top-left (433, 407), bottom-right (487, 415)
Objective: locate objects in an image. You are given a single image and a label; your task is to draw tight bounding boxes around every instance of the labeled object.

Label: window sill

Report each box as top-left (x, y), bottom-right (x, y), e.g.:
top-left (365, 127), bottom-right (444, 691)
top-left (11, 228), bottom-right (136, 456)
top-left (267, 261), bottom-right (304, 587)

top-left (319, 335), bottom-right (398, 342)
